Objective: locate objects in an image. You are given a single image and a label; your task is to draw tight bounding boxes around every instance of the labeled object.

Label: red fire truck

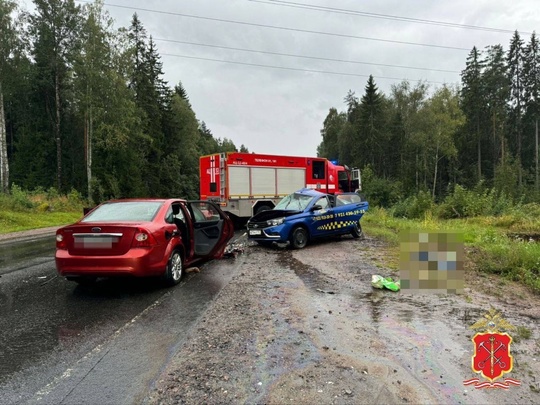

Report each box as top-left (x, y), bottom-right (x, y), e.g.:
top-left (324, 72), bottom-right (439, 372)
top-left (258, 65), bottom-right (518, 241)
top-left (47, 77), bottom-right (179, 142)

top-left (199, 152), bottom-right (360, 221)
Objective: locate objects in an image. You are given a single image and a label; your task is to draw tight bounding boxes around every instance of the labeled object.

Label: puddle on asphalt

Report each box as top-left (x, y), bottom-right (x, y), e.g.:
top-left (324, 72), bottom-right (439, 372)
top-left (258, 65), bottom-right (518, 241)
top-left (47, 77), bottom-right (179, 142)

top-left (352, 289), bottom-right (443, 327)
top-left (0, 236), bottom-right (55, 270)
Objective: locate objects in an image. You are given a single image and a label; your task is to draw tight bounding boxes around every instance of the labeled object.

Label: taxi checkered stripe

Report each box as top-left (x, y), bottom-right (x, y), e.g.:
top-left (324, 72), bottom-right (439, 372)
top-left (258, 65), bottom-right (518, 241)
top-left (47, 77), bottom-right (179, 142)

top-left (317, 220), bottom-right (357, 231)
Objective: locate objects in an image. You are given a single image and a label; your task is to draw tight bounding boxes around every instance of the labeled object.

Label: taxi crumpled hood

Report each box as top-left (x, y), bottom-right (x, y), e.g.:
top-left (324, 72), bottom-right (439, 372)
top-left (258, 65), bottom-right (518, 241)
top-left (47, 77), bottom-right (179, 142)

top-left (250, 209), bottom-right (302, 222)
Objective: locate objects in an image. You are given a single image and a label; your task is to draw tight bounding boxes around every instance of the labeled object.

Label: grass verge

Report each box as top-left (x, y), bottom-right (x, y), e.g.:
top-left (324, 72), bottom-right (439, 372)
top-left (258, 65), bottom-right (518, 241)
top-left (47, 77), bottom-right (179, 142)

top-left (0, 186), bottom-right (86, 234)
top-left (0, 210), bottom-right (83, 234)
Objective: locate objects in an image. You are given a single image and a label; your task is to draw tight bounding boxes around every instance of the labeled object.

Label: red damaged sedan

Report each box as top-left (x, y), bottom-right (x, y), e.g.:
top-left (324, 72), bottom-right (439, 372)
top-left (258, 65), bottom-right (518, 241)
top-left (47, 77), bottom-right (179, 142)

top-left (55, 199), bottom-right (234, 286)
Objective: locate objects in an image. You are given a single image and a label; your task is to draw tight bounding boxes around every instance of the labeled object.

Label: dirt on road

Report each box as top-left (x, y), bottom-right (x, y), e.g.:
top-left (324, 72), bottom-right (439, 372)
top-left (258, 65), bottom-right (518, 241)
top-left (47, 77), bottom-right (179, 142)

top-left (147, 234), bottom-right (540, 405)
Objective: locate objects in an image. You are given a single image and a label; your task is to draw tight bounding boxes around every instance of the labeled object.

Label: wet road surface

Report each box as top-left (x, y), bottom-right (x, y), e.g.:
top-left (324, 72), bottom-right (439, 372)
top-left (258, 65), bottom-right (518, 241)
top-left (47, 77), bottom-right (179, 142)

top-left (0, 233), bottom-right (243, 404)
top-left (4, 233), bottom-right (539, 405)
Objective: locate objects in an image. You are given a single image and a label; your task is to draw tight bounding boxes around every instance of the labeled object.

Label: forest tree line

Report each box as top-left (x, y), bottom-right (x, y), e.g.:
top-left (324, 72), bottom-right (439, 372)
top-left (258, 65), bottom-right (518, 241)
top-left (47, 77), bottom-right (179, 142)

top-left (318, 31), bottom-right (540, 205)
top-left (1, 0), bottom-right (539, 207)
top-left (0, 0), bottom-right (247, 202)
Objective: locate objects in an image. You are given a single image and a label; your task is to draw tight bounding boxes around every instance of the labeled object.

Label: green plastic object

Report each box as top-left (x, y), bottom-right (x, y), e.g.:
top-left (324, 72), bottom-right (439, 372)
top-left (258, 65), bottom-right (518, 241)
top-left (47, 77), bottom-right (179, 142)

top-left (371, 275), bottom-right (400, 292)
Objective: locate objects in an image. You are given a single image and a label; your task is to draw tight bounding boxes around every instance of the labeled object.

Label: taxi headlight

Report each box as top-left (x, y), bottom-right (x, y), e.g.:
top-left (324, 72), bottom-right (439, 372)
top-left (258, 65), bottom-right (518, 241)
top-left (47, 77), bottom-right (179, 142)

top-left (267, 217), bottom-right (285, 226)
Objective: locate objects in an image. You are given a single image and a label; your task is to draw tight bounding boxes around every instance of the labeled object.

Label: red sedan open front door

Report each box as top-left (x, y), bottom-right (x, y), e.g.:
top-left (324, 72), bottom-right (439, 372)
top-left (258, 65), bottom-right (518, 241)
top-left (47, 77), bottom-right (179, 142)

top-left (187, 201), bottom-right (234, 259)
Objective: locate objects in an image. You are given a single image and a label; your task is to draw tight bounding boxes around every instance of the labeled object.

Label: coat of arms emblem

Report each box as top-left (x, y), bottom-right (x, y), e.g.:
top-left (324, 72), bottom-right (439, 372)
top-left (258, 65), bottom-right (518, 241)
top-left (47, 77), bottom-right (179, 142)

top-left (463, 308), bottom-right (521, 389)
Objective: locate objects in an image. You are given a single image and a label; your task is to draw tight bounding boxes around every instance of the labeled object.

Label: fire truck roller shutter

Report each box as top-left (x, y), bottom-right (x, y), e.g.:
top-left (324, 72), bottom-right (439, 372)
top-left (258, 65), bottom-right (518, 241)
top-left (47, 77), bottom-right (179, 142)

top-left (228, 166), bottom-right (250, 197)
top-left (276, 168), bottom-right (305, 195)
top-left (251, 167), bottom-right (276, 196)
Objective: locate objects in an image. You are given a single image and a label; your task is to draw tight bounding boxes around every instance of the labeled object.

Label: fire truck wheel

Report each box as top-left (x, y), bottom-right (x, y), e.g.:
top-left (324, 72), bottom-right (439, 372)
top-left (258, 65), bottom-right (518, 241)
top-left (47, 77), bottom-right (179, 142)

top-left (351, 221), bottom-right (363, 239)
top-left (290, 227), bottom-right (308, 249)
top-left (255, 205), bottom-right (272, 215)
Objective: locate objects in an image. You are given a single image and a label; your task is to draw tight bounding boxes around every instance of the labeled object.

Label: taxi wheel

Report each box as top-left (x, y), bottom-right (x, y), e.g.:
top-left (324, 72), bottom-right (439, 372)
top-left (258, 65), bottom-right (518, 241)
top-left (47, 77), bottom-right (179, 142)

top-left (290, 227), bottom-right (308, 249)
top-left (351, 221), bottom-right (363, 239)
top-left (164, 250), bottom-right (183, 286)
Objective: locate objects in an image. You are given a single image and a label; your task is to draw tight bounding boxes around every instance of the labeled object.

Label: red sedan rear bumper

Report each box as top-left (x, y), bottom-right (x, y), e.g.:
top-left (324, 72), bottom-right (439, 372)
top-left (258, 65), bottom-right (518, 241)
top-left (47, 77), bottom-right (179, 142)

top-left (55, 247), bottom-right (168, 278)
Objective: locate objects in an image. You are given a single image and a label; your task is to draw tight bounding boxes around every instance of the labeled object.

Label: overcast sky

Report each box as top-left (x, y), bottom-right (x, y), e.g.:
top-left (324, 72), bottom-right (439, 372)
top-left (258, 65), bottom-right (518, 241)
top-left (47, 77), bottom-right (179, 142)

top-left (19, 0), bottom-right (540, 156)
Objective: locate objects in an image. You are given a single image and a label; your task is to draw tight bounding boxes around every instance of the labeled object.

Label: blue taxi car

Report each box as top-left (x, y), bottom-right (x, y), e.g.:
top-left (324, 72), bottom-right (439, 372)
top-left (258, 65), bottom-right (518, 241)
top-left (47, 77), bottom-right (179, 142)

top-left (246, 188), bottom-right (368, 249)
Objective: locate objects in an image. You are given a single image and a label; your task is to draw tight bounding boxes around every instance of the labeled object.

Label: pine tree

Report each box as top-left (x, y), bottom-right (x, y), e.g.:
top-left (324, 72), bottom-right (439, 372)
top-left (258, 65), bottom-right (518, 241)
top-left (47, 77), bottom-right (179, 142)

top-left (29, 0), bottom-right (82, 191)
top-left (389, 80), bottom-right (429, 191)
top-left (524, 32), bottom-right (540, 190)
top-left (197, 121), bottom-right (220, 155)
top-left (174, 81), bottom-right (191, 107)
top-left (507, 31), bottom-right (526, 185)
top-left (128, 14), bottom-right (168, 195)
top-left (358, 75), bottom-right (386, 174)
top-left (160, 93), bottom-right (200, 198)
top-left (482, 44), bottom-right (509, 176)
top-left (461, 46), bottom-right (486, 182)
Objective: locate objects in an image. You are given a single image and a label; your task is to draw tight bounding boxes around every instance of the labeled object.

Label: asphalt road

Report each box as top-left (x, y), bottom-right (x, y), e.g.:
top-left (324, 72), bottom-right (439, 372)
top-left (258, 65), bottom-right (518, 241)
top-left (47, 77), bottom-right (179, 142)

top-left (0, 232), bottom-right (243, 405)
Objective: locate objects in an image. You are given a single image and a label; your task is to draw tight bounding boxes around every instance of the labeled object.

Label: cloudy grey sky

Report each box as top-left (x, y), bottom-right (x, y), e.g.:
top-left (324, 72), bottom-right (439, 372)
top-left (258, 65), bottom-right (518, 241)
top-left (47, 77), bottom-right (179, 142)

top-left (20, 0), bottom-right (540, 156)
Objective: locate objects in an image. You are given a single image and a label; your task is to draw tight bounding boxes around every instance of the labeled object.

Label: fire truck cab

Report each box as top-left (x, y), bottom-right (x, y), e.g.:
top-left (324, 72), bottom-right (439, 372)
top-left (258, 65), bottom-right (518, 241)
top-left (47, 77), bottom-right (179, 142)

top-left (200, 152), bottom-right (360, 222)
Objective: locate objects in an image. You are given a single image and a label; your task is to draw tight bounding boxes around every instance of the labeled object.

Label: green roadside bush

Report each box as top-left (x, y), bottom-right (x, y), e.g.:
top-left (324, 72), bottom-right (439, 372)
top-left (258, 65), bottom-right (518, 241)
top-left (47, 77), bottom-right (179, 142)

top-left (361, 166), bottom-right (403, 208)
top-left (391, 190), bottom-right (434, 219)
top-left (10, 184), bottom-right (35, 210)
top-left (389, 183), bottom-right (521, 221)
top-left (436, 184), bottom-right (516, 219)
top-left (0, 185), bottom-right (85, 213)
top-left (0, 186), bottom-right (86, 233)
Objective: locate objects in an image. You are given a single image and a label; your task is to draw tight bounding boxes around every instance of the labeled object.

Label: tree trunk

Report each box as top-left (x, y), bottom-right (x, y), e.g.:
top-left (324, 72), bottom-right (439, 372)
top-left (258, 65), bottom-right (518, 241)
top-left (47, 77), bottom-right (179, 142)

top-left (87, 106), bottom-right (93, 200)
top-left (0, 82), bottom-right (9, 193)
top-left (534, 118), bottom-right (539, 191)
top-left (84, 112), bottom-right (89, 197)
top-left (55, 70), bottom-right (62, 191)
top-left (515, 119), bottom-right (521, 187)
top-left (433, 143), bottom-right (439, 199)
top-left (476, 118), bottom-right (481, 182)
top-left (493, 111), bottom-right (497, 165)
top-left (517, 94), bottom-right (522, 187)
top-left (501, 135), bottom-right (505, 164)
top-left (415, 152), bottom-right (419, 191)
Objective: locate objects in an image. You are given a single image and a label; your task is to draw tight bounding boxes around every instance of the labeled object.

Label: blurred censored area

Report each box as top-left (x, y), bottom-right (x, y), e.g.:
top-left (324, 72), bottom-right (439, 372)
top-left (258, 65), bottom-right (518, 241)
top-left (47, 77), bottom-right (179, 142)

top-left (399, 231), bottom-right (464, 294)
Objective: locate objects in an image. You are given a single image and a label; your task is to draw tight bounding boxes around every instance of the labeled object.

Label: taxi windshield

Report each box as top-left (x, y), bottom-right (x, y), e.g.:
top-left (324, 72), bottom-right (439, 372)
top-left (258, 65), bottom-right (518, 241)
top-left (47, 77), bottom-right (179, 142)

top-left (275, 193), bottom-right (314, 211)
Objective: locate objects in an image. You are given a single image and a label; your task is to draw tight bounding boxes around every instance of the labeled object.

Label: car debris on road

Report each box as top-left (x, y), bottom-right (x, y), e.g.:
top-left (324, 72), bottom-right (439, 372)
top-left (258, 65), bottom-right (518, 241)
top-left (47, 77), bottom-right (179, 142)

top-left (223, 233), bottom-right (247, 258)
top-left (371, 274), bottom-right (400, 291)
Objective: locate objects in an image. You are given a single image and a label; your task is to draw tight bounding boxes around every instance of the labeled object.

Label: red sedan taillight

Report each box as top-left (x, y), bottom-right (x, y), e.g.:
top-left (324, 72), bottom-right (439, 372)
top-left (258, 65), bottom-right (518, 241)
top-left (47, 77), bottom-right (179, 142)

top-left (132, 228), bottom-right (157, 248)
top-left (56, 232), bottom-right (67, 250)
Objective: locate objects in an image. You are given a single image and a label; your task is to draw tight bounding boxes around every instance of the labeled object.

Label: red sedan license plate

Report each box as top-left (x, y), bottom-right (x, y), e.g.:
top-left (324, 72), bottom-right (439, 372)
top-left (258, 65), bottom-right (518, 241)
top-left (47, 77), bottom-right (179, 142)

top-left (77, 237), bottom-right (115, 249)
